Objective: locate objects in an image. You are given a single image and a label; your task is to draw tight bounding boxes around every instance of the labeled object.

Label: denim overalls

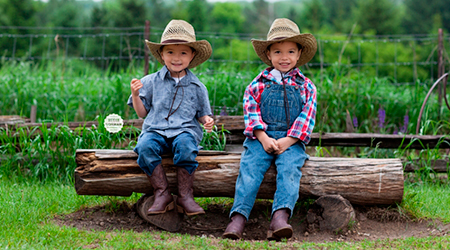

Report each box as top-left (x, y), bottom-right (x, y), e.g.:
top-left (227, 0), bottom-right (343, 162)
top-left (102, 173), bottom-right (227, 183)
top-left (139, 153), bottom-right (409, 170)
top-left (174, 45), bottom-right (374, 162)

top-left (230, 78), bottom-right (309, 220)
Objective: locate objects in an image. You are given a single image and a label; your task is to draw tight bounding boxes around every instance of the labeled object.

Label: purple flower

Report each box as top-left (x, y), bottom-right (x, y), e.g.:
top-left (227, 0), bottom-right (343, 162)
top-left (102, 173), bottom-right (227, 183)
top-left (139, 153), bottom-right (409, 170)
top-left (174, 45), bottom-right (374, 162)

top-left (353, 116), bottom-right (358, 128)
top-left (378, 108), bottom-right (386, 129)
top-left (220, 106), bottom-right (228, 116)
top-left (400, 115), bottom-right (409, 133)
top-left (393, 128), bottom-right (398, 134)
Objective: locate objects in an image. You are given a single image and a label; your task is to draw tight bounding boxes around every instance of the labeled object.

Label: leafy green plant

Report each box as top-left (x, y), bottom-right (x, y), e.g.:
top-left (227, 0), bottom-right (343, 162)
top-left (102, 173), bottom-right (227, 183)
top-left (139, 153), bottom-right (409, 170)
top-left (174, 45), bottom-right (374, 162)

top-left (200, 124), bottom-right (230, 151)
top-left (0, 117), bottom-right (140, 183)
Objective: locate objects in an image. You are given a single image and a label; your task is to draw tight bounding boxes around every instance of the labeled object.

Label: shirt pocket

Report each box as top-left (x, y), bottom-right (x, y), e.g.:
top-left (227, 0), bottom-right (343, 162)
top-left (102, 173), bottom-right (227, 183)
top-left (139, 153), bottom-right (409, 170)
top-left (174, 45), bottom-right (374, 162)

top-left (179, 91), bottom-right (197, 120)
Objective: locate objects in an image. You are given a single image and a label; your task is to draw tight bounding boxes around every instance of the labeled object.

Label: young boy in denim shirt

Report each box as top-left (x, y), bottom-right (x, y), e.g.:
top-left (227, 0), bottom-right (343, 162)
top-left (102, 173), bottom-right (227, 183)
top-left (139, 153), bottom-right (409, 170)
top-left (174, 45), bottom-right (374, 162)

top-left (128, 20), bottom-right (214, 216)
top-left (223, 18), bottom-right (317, 240)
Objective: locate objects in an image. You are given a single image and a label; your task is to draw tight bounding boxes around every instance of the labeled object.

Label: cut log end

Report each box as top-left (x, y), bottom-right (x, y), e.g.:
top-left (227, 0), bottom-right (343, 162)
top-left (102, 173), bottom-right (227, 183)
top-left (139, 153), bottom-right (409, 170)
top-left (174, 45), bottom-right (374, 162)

top-left (306, 195), bottom-right (355, 233)
top-left (136, 194), bottom-right (183, 232)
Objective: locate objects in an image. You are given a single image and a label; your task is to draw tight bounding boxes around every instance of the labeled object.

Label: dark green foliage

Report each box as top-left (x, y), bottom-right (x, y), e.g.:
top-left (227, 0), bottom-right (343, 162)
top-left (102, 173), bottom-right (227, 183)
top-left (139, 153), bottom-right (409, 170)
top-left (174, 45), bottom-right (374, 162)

top-left (403, 0), bottom-right (450, 34)
top-left (300, 0), bottom-right (329, 33)
top-left (147, 0), bottom-right (171, 29)
top-left (210, 2), bottom-right (245, 34)
top-left (186, 0), bottom-right (210, 32)
top-left (0, 0), bottom-right (37, 27)
top-left (242, 0), bottom-right (270, 35)
top-left (114, 0), bottom-right (147, 28)
top-left (353, 0), bottom-right (402, 35)
top-left (322, 0), bottom-right (357, 33)
top-left (0, 0), bottom-right (39, 58)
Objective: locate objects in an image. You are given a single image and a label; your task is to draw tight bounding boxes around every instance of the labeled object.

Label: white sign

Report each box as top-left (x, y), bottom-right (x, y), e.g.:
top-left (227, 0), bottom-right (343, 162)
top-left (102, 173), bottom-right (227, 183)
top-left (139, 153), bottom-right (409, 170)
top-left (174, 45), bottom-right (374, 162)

top-left (104, 114), bottom-right (123, 133)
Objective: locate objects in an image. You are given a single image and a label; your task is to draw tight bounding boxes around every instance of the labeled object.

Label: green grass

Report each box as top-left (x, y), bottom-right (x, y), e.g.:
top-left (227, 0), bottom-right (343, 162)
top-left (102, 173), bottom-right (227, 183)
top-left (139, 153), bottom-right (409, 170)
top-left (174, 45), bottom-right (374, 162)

top-left (403, 182), bottom-right (450, 223)
top-left (0, 179), bottom-right (449, 249)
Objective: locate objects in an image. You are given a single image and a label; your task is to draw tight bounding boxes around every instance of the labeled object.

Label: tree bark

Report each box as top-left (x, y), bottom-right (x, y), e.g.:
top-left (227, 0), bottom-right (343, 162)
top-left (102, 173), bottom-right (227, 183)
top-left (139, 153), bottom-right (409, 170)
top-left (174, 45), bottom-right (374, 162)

top-left (75, 149), bottom-right (404, 205)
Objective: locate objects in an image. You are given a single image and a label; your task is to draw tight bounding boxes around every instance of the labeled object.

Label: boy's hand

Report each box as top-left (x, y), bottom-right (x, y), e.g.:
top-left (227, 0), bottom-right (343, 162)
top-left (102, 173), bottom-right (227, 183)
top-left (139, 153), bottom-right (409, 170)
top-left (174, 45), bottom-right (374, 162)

top-left (130, 78), bottom-right (143, 96)
top-left (199, 115), bottom-right (214, 132)
top-left (275, 136), bottom-right (298, 154)
top-left (261, 137), bottom-right (280, 154)
top-left (254, 130), bottom-right (279, 154)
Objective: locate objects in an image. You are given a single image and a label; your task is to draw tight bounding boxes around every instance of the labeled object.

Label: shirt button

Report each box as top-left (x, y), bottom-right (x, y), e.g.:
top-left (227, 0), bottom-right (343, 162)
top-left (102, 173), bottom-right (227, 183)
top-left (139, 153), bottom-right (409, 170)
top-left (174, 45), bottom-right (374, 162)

top-left (295, 86), bottom-right (299, 90)
top-left (170, 121), bottom-right (174, 124)
top-left (267, 85), bottom-right (271, 88)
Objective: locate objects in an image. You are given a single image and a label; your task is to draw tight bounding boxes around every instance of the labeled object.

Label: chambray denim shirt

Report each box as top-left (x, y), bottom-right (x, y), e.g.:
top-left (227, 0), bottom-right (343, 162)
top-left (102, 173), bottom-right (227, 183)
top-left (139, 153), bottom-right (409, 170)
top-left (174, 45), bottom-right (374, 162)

top-left (127, 66), bottom-right (212, 144)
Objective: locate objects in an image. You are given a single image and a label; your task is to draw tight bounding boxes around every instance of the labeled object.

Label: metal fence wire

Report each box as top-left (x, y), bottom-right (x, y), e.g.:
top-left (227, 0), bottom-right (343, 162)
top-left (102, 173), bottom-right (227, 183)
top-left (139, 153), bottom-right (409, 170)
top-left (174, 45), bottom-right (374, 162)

top-left (0, 26), bottom-right (449, 85)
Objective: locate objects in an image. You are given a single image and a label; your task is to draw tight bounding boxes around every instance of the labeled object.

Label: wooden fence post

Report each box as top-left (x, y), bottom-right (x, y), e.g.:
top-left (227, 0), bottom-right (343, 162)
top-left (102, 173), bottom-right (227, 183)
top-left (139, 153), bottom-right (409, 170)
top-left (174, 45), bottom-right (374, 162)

top-left (30, 105), bottom-right (37, 123)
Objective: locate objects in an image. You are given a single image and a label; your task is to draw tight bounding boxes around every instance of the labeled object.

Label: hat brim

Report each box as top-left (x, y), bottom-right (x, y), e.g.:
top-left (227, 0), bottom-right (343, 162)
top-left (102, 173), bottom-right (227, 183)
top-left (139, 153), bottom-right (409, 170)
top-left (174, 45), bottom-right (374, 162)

top-left (145, 40), bottom-right (212, 69)
top-left (251, 34), bottom-right (317, 67)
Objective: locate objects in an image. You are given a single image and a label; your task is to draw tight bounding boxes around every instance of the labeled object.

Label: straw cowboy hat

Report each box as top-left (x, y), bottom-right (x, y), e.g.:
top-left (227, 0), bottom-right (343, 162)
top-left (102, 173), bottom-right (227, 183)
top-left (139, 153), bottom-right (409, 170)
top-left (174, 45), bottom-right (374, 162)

top-left (145, 20), bottom-right (212, 68)
top-left (252, 18), bottom-right (317, 67)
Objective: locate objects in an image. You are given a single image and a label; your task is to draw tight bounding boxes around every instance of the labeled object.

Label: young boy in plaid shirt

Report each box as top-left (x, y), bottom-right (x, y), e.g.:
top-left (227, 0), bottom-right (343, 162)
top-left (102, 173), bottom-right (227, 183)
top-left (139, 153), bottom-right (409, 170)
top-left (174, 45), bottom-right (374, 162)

top-left (223, 18), bottom-right (317, 241)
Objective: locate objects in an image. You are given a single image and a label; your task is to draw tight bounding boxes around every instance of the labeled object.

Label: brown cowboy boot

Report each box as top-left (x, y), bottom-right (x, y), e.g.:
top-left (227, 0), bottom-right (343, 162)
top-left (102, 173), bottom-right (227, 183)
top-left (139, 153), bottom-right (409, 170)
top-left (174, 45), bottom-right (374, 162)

top-left (267, 208), bottom-right (293, 241)
top-left (222, 213), bottom-right (246, 240)
top-left (146, 164), bottom-right (175, 215)
top-left (176, 168), bottom-right (205, 216)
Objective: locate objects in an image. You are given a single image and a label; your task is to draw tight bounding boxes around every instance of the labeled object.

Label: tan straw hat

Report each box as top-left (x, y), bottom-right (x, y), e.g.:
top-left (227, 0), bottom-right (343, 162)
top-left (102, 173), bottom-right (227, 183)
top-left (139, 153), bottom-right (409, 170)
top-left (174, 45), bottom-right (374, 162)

top-left (252, 18), bottom-right (317, 67)
top-left (145, 20), bottom-right (212, 68)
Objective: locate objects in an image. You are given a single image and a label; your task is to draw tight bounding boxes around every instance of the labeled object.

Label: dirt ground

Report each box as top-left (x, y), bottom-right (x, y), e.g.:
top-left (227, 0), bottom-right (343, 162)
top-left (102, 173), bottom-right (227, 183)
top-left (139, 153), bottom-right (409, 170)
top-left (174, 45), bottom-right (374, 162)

top-left (54, 199), bottom-right (450, 243)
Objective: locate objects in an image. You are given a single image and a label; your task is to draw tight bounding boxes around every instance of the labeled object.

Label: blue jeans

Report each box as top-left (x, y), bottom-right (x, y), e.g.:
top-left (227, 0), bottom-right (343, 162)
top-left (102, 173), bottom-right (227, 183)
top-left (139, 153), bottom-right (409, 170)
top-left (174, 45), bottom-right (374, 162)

top-left (229, 131), bottom-right (308, 220)
top-left (134, 131), bottom-right (199, 176)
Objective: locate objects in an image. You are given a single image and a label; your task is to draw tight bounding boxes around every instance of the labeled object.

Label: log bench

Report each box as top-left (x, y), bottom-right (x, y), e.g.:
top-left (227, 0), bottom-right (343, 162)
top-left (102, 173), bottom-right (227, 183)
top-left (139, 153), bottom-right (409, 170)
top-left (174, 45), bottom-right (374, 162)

top-left (75, 149), bottom-right (404, 206)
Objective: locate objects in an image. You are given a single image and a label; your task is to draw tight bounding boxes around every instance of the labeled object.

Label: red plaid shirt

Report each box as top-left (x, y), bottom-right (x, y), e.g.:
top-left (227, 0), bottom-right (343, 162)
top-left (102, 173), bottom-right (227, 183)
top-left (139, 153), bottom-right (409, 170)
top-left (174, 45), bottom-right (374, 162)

top-left (243, 67), bottom-right (317, 144)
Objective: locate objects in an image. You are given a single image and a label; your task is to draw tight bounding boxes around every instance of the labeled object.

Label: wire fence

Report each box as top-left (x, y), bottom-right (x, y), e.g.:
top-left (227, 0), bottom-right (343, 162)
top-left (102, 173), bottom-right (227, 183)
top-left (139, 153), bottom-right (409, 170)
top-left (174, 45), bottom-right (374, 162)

top-left (1, 25), bottom-right (449, 85)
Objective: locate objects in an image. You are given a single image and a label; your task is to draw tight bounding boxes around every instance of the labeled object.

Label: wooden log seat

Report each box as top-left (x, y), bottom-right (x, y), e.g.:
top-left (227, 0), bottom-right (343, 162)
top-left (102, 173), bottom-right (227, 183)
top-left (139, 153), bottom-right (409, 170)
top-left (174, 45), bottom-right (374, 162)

top-left (75, 149), bottom-right (404, 206)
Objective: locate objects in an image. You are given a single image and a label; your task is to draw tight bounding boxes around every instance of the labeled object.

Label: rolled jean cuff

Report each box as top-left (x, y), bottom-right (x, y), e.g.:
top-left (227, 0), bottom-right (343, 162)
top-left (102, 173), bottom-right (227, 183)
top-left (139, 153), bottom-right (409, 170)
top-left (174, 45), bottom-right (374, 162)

top-left (229, 209), bottom-right (250, 221)
top-left (271, 205), bottom-right (294, 218)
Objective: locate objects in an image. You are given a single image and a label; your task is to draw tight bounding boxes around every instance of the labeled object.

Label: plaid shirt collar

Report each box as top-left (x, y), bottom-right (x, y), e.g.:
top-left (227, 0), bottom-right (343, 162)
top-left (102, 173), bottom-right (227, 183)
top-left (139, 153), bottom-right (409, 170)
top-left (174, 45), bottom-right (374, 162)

top-left (260, 67), bottom-right (305, 83)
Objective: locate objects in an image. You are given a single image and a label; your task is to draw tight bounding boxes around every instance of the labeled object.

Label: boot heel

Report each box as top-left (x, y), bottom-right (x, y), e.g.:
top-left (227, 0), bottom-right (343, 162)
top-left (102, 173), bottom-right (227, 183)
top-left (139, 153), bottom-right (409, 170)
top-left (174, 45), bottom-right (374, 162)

top-left (177, 205), bottom-right (185, 214)
top-left (147, 200), bottom-right (175, 215)
top-left (166, 201), bottom-right (175, 211)
top-left (266, 230), bottom-right (279, 241)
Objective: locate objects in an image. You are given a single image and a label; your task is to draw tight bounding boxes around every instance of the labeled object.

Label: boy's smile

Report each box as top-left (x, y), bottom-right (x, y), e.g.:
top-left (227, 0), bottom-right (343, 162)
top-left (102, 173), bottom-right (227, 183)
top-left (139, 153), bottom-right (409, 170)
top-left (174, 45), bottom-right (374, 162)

top-left (161, 44), bottom-right (196, 77)
top-left (266, 41), bottom-right (302, 73)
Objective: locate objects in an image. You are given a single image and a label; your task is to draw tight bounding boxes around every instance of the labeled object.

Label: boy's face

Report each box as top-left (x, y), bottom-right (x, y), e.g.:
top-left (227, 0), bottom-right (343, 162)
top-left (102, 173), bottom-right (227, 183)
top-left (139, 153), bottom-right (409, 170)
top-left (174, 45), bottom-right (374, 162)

top-left (266, 41), bottom-right (302, 73)
top-left (160, 44), bottom-right (195, 77)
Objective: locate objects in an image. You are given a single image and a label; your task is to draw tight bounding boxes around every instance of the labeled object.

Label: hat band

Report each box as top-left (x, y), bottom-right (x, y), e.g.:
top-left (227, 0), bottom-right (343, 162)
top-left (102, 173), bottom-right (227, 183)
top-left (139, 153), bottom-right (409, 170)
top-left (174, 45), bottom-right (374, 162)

top-left (161, 39), bottom-right (189, 44)
top-left (271, 37), bottom-right (287, 41)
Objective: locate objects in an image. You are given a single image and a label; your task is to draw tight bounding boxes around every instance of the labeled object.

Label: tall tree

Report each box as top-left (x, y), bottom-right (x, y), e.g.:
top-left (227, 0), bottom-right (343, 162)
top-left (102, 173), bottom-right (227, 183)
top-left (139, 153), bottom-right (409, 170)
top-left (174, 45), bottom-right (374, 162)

top-left (38, 0), bottom-right (86, 29)
top-left (322, 0), bottom-right (357, 33)
top-left (300, 0), bottom-right (328, 33)
top-left (403, 0), bottom-right (450, 34)
top-left (147, 0), bottom-right (171, 29)
top-left (210, 2), bottom-right (245, 34)
top-left (243, 0), bottom-right (270, 35)
top-left (90, 5), bottom-right (108, 28)
top-left (186, 0), bottom-right (209, 32)
top-left (0, 0), bottom-right (38, 58)
top-left (113, 0), bottom-right (146, 28)
top-left (0, 0), bottom-right (37, 28)
top-left (353, 0), bottom-right (402, 35)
